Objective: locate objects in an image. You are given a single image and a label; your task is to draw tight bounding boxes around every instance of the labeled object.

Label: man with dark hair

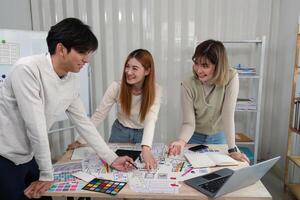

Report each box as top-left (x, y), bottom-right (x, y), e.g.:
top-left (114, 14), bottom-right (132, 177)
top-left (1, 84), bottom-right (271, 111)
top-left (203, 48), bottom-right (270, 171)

top-left (0, 18), bottom-right (134, 200)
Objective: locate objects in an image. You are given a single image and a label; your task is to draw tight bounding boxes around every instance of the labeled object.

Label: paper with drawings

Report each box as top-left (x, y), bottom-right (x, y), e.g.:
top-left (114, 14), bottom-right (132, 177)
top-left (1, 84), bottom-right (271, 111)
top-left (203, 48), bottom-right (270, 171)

top-left (68, 143), bottom-right (210, 193)
top-left (128, 172), bottom-right (179, 194)
top-left (72, 171), bottom-right (95, 182)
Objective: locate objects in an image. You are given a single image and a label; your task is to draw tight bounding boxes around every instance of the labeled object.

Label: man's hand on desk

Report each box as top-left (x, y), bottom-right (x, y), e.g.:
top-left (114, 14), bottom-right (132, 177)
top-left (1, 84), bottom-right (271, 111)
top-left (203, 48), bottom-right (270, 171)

top-left (24, 180), bottom-right (53, 199)
top-left (168, 139), bottom-right (186, 156)
top-left (111, 156), bottom-right (135, 171)
top-left (141, 145), bottom-right (157, 171)
top-left (229, 152), bottom-right (250, 163)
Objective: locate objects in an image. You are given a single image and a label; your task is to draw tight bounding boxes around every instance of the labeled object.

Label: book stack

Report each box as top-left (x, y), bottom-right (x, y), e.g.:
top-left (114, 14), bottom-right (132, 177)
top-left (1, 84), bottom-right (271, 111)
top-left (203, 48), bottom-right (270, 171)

top-left (236, 98), bottom-right (257, 111)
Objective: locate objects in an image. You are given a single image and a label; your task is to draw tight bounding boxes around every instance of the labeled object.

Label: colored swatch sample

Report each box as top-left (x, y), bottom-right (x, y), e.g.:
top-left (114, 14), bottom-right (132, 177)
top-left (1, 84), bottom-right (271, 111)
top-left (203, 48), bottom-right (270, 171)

top-left (53, 171), bottom-right (79, 182)
top-left (82, 178), bottom-right (126, 195)
top-left (48, 181), bottom-right (85, 192)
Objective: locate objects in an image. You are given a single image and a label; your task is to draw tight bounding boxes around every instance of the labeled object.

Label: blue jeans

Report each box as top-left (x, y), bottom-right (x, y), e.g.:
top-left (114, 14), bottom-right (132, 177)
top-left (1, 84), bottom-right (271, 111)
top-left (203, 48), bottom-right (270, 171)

top-left (109, 119), bottom-right (143, 144)
top-left (188, 131), bottom-right (226, 144)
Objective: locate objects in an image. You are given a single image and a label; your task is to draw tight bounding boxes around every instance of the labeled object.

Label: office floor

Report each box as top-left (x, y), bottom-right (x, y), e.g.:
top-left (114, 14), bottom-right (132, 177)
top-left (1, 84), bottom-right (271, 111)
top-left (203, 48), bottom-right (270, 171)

top-left (261, 170), bottom-right (296, 200)
top-left (52, 170), bottom-right (296, 200)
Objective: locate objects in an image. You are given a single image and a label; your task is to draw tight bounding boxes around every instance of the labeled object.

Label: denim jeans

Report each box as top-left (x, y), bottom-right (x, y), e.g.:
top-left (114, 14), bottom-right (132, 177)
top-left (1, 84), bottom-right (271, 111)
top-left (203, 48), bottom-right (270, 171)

top-left (188, 131), bottom-right (226, 144)
top-left (109, 119), bottom-right (144, 144)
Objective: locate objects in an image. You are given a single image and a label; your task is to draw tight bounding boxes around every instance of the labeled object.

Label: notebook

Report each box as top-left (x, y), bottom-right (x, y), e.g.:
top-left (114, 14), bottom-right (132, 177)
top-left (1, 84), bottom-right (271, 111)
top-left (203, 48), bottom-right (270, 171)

top-left (185, 152), bottom-right (238, 168)
top-left (184, 156), bottom-right (280, 198)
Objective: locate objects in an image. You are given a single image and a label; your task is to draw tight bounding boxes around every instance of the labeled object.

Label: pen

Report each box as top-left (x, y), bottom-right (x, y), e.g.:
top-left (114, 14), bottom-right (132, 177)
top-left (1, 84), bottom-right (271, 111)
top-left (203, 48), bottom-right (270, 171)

top-left (129, 161), bottom-right (138, 169)
top-left (181, 167), bottom-right (193, 176)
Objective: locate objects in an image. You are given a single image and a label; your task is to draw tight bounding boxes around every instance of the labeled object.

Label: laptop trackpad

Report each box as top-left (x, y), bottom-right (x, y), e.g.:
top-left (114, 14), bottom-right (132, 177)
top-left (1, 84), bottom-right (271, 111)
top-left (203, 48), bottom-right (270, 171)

top-left (185, 168), bottom-right (234, 197)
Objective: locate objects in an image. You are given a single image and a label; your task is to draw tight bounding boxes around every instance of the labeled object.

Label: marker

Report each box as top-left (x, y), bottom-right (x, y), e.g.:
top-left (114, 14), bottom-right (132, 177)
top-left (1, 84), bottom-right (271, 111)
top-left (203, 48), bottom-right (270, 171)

top-left (179, 162), bottom-right (185, 172)
top-left (170, 183), bottom-right (179, 187)
top-left (181, 167), bottom-right (193, 176)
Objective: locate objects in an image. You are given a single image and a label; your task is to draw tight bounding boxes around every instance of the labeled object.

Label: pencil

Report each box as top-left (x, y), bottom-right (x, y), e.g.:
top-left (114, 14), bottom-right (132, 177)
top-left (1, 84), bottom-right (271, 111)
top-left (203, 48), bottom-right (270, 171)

top-left (181, 167), bottom-right (193, 176)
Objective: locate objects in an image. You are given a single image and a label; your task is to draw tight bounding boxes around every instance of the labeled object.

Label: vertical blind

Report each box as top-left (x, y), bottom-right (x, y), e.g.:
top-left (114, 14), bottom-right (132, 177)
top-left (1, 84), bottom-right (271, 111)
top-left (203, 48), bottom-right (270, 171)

top-left (30, 0), bottom-right (273, 159)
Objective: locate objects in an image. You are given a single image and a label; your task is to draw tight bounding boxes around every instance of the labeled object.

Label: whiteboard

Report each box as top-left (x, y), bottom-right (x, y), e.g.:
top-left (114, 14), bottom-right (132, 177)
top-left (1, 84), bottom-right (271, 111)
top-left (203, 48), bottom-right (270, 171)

top-left (0, 29), bottom-right (91, 119)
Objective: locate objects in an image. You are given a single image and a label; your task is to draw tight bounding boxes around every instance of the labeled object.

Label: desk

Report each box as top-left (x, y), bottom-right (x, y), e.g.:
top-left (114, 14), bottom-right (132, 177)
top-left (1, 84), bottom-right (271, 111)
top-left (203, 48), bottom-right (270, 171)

top-left (45, 144), bottom-right (272, 199)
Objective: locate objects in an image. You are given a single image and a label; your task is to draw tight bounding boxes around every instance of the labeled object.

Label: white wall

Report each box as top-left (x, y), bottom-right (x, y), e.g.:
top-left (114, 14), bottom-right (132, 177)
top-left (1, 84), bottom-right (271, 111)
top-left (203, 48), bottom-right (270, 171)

top-left (29, 0), bottom-right (273, 143)
top-left (0, 0), bottom-right (32, 30)
top-left (261, 0), bottom-right (300, 180)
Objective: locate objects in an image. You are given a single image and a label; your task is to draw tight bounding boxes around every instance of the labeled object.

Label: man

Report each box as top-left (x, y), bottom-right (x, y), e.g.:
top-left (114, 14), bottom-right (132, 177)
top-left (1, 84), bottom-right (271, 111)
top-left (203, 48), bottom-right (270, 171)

top-left (0, 18), bottom-right (134, 200)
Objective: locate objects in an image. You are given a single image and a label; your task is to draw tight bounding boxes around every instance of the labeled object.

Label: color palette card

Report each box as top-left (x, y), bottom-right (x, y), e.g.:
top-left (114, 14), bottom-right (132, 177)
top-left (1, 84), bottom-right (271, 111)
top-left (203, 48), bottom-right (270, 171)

top-left (48, 181), bottom-right (85, 192)
top-left (82, 178), bottom-right (126, 195)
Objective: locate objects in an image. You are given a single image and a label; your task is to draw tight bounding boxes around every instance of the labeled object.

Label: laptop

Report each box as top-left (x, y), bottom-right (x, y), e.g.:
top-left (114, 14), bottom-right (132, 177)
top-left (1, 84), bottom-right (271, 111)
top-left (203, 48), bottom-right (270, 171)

top-left (184, 156), bottom-right (280, 198)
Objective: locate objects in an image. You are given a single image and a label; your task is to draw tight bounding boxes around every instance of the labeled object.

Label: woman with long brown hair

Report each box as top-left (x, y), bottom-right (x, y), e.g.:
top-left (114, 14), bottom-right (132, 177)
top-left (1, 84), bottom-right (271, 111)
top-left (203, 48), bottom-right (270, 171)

top-left (69, 49), bottom-right (161, 170)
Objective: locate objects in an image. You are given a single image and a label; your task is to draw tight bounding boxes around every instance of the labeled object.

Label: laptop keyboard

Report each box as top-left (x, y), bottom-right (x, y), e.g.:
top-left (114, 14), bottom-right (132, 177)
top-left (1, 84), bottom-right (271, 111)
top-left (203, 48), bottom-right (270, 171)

top-left (200, 176), bottom-right (230, 193)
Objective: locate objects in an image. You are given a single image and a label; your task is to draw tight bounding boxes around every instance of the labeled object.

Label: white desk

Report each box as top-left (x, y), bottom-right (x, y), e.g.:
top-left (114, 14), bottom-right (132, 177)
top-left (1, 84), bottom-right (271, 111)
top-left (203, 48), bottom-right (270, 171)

top-left (45, 144), bottom-right (272, 199)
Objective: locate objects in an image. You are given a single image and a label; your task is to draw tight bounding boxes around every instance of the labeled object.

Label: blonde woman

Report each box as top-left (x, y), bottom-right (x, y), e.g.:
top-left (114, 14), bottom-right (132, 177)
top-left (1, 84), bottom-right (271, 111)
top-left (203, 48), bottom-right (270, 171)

top-left (168, 40), bottom-right (249, 163)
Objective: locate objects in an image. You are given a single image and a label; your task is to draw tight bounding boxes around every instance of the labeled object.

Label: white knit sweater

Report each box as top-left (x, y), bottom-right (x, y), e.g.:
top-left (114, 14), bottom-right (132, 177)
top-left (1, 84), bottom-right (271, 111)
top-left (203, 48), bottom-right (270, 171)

top-left (0, 53), bottom-right (117, 181)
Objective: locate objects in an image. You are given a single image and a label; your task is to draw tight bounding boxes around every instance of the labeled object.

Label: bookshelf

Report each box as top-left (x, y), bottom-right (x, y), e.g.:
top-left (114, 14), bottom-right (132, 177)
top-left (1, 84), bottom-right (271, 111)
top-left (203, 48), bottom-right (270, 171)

top-left (284, 32), bottom-right (300, 199)
top-left (223, 36), bottom-right (266, 164)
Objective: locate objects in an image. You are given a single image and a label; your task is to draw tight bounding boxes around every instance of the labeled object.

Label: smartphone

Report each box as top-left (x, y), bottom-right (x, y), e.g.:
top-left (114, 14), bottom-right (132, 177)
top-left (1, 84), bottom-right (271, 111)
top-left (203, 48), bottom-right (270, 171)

top-left (188, 144), bottom-right (208, 152)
